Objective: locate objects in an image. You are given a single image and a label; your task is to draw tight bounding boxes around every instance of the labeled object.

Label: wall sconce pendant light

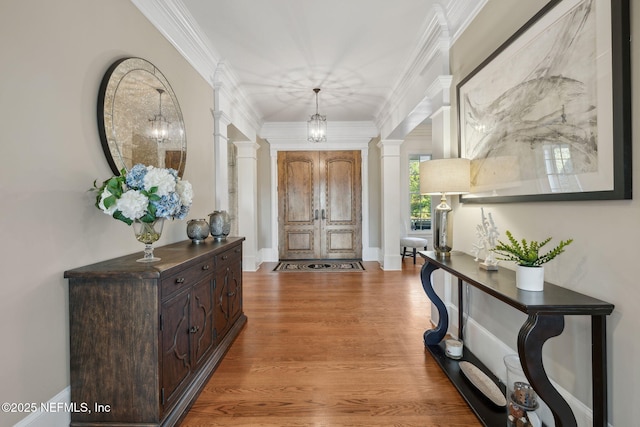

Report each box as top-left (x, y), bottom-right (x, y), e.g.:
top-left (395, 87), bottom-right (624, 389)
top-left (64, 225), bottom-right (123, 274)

top-left (150, 88), bottom-right (170, 143)
top-left (307, 88), bottom-right (327, 142)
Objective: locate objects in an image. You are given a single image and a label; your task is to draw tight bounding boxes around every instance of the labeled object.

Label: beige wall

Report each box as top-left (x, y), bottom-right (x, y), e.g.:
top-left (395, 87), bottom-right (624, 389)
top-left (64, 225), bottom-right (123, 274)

top-left (256, 137), bottom-right (272, 249)
top-left (367, 138), bottom-right (382, 248)
top-left (0, 1), bottom-right (215, 425)
top-left (451, 1), bottom-right (638, 425)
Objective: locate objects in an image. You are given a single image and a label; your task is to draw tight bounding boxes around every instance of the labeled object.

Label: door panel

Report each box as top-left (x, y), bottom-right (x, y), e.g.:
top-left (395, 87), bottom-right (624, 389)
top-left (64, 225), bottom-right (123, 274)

top-left (278, 151), bottom-right (361, 259)
top-left (285, 159), bottom-right (315, 222)
top-left (191, 277), bottom-right (214, 365)
top-left (161, 290), bottom-right (191, 406)
top-left (321, 152), bottom-right (361, 258)
top-left (278, 152), bottom-right (321, 259)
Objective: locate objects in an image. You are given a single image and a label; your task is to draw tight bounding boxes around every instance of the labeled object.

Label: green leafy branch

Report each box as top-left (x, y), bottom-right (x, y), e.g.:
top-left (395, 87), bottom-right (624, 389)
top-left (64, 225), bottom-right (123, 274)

top-left (91, 169), bottom-right (160, 226)
top-left (492, 230), bottom-right (573, 267)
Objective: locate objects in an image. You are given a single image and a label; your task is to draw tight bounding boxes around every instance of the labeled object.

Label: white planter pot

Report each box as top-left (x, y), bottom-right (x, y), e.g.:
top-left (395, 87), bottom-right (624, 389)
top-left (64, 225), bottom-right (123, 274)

top-left (516, 265), bottom-right (545, 291)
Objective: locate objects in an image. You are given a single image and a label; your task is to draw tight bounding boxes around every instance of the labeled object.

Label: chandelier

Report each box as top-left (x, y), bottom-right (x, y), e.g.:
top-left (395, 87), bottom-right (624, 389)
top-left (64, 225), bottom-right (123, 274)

top-left (307, 88), bottom-right (327, 142)
top-left (150, 88), bottom-right (169, 143)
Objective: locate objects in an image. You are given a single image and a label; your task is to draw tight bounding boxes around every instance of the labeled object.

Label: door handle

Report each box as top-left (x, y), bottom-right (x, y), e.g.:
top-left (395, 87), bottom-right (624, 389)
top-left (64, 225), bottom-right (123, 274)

top-left (314, 209), bottom-right (319, 220)
top-left (321, 209), bottom-right (326, 220)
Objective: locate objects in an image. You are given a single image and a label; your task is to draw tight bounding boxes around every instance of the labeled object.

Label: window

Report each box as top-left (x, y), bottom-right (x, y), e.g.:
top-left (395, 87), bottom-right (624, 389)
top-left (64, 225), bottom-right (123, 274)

top-left (543, 143), bottom-right (580, 193)
top-left (409, 154), bottom-right (431, 230)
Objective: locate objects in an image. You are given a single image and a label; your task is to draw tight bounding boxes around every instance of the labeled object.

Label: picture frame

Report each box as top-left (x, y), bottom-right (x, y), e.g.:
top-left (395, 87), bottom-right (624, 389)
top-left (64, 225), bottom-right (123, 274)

top-left (458, 0), bottom-right (630, 204)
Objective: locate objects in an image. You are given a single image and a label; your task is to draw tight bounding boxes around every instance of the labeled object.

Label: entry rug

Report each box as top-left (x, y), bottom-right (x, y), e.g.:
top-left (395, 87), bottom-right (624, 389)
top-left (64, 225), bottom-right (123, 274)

top-left (274, 260), bottom-right (365, 272)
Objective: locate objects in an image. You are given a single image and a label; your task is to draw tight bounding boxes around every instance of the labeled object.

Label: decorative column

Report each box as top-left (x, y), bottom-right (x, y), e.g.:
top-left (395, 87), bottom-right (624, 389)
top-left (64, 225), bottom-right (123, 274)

top-left (430, 106), bottom-right (451, 159)
top-left (233, 140), bottom-right (260, 271)
top-left (212, 110), bottom-right (231, 211)
top-left (378, 139), bottom-right (403, 270)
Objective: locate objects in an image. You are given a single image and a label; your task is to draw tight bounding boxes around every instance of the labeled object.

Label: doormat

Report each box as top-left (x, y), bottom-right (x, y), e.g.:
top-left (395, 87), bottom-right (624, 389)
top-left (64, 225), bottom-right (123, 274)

top-left (273, 260), bottom-right (365, 272)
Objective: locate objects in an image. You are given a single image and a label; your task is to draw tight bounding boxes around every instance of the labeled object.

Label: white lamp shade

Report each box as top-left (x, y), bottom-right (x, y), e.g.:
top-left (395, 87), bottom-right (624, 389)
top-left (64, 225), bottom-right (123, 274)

top-left (420, 158), bottom-right (471, 195)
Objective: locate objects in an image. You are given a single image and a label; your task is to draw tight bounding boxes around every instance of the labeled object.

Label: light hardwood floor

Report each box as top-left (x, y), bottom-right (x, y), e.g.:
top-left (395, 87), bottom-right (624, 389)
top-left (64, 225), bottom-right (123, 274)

top-left (180, 260), bottom-right (481, 426)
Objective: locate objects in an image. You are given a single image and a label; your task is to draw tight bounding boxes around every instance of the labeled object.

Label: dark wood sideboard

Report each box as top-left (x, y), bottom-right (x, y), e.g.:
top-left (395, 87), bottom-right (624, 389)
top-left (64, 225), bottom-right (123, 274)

top-left (64, 237), bottom-right (246, 427)
top-left (419, 251), bottom-right (613, 427)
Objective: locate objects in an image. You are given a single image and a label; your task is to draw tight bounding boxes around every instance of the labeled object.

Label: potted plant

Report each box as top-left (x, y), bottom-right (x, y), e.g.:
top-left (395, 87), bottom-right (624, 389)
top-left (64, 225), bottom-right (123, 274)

top-left (492, 231), bottom-right (573, 291)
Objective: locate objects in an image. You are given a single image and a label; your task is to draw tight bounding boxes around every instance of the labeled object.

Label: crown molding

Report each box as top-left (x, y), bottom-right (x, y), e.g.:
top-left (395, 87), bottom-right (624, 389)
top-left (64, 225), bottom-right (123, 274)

top-left (261, 121), bottom-right (378, 151)
top-left (131, 0), bottom-right (261, 137)
top-left (376, 0), bottom-right (484, 139)
top-left (132, 0), bottom-right (485, 144)
top-left (375, 5), bottom-right (449, 136)
top-left (448, 0), bottom-right (489, 44)
top-left (131, 0), bottom-right (219, 82)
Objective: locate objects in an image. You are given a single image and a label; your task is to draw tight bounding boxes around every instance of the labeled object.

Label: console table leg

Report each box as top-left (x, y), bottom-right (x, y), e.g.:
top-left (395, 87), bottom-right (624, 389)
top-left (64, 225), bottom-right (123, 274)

top-left (518, 314), bottom-right (577, 427)
top-left (592, 315), bottom-right (608, 427)
top-left (420, 261), bottom-right (447, 345)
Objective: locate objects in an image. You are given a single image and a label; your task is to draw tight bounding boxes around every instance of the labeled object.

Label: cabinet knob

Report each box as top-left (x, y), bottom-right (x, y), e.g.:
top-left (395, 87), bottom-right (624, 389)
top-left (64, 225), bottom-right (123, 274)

top-left (189, 326), bottom-right (199, 334)
top-left (175, 277), bottom-right (185, 284)
top-left (202, 264), bottom-right (210, 270)
top-left (222, 255), bottom-right (228, 260)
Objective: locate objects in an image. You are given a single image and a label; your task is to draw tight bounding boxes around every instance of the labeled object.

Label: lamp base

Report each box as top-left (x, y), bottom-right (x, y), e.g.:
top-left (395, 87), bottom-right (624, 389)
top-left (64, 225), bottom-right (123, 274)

top-left (433, 194), bottom-right (454, 257)
top-left (435, 250), bottom-right (451, 258)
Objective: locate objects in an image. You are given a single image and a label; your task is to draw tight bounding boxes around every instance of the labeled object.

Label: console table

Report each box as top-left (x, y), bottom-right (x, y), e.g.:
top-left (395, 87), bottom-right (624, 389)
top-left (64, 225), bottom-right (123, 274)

top-left (419, 251), bottom-right (613, 427)
top-left (64, 237), bottom-right (246, 427)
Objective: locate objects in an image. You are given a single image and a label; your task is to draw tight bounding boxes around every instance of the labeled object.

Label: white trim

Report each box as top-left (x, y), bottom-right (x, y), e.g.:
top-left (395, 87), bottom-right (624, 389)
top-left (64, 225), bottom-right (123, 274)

top-left (269, 146), bottom-right (372, 262)
top-left (449, 0), bottom-right (490, 44)
top-left (12, 387), bottom-right (71, 427)
top-left (260, 121), bottom-right (378, 150)
top-left (260, 247), bottom-right (279, 263)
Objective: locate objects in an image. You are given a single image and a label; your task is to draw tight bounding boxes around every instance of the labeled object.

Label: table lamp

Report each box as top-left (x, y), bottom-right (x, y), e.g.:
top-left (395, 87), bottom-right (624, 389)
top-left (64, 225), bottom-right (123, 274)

top-left (420, 158), bottom-right (470, 257)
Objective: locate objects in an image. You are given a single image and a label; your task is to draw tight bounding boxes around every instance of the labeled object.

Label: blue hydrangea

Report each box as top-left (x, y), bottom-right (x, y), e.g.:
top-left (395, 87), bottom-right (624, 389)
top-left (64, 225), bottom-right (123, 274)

top-left (151, 192), bottom-right (181, 218)
top-left (175, 205), bottom-right (190, 220)
top-left (126, 164), bottom-right (147, 189)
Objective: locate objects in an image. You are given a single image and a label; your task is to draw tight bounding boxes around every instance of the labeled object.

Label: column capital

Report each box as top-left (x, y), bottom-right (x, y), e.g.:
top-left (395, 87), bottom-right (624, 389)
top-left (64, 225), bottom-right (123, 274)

top-left (377, 139), bottom-right (403, 156)
top-left (233, 140), bottom-right (260, 157)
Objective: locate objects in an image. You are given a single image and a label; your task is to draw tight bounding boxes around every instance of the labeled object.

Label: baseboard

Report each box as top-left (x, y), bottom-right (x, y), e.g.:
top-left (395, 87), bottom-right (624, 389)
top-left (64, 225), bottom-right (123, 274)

top-left (260, 247), bottom-right (278, 262)
top-left (446, 303), bottom-right (604, 427)
top-left (362, 246), bottom-right (379, 262)
top-left (242, 254), bottom-right (260, 272)
top-left (13, 387), bottom-right (71, 427)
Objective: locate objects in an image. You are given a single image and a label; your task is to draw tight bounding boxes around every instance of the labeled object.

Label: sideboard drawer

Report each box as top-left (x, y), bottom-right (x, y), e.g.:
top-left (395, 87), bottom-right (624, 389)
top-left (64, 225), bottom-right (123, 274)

top-left (161, 258), bottom-right (213, 299)
top-left (215, 245), bottom-right (242, 267)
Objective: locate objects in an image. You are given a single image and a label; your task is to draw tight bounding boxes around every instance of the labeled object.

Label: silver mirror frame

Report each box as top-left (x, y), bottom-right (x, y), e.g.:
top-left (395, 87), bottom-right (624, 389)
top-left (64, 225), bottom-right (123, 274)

top-left (97, 57), bottom-right (187, 176)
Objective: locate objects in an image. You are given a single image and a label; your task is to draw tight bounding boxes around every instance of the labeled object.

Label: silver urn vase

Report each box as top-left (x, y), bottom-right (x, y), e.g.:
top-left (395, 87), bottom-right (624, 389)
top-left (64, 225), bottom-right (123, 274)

top-left (208, 210), bottom-right (231, 241)
top-left (186, 219), bottom-right (209, 243)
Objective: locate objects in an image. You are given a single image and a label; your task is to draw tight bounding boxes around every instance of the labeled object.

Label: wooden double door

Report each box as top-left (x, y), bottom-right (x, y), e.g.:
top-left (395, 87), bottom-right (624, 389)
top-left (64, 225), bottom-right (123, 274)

top-left (278, 150), bottom-right (362, 260)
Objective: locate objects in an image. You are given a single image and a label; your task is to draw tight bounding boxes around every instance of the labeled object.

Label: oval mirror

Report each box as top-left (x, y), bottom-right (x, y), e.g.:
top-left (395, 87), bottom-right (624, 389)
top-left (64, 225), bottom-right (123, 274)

top-left (98, 57), bottom-right (187, 176)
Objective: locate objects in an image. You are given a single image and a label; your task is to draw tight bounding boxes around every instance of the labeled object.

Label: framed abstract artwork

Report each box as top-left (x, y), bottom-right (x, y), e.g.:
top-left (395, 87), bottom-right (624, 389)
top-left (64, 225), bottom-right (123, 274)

top-left (458, 0), bottom-right (630, 203)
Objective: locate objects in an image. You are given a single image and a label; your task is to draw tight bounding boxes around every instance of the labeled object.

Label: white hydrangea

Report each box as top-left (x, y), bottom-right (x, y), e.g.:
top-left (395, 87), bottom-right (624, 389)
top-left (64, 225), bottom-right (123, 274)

top-left (176, 179), bottom-right (193, 206)
top-left (98, 188), bottom-right (117, 215)
top-left (116, 190), bottom-right (149, 220)
top-left (143, 166), bottom-right (176, 197)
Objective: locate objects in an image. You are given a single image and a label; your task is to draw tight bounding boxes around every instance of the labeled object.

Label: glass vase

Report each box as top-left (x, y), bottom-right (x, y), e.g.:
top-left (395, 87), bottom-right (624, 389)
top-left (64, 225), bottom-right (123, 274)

top-left (504, 354), bottom-right (544, 427)
top-left (133, 218), bottom-right (164, 262)
top-left (208, 210), bottom-right (230, 241)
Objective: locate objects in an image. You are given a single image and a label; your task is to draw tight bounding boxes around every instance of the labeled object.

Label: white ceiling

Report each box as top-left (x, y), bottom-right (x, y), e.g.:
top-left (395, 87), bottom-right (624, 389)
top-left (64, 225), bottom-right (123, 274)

top-left (134, 0), bottom-right (484, 131)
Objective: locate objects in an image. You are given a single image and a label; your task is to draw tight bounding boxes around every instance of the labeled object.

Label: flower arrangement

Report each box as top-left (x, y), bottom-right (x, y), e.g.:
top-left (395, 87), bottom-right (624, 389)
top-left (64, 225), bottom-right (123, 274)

top-left (492, 230), bottom-right (573, 267)
top-left (93, 164), bottom-right (193, 225)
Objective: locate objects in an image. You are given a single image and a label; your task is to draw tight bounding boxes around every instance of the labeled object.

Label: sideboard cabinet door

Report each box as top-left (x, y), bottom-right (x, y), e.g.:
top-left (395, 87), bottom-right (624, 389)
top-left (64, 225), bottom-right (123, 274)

top-left (64, 238), bottom-right (245, 427)
top-left (161, 288), bottom-right (193, 410)
top-left (214, 245), bottom-right (243, 342)
top-left (191, 275), bottom-right (215, 365)
top-left (161, 273), bottom-right (215, 412)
